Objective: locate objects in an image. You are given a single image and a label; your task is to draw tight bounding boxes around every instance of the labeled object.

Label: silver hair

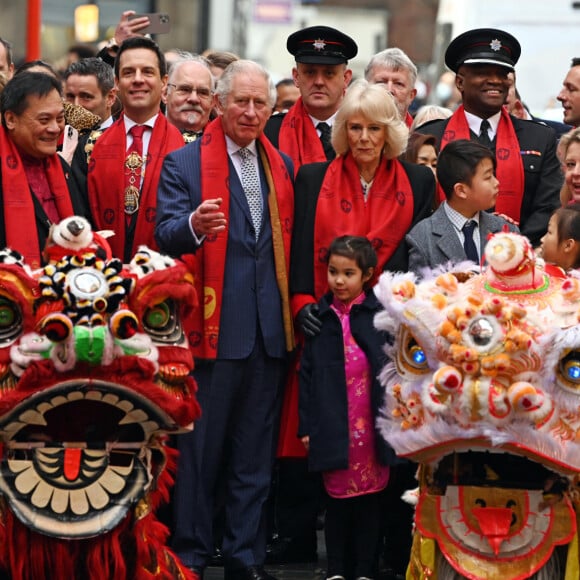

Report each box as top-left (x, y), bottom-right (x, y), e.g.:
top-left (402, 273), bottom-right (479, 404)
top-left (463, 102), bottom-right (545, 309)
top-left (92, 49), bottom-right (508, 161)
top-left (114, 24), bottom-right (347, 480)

top-left (215, 59), bottom-right (276, 109)
top-left (364, 47), bottom-right (418, 86)
top-left (410, 104), bottom-right (453, 131)
top-left (168, 54), bottom-right (216, 90)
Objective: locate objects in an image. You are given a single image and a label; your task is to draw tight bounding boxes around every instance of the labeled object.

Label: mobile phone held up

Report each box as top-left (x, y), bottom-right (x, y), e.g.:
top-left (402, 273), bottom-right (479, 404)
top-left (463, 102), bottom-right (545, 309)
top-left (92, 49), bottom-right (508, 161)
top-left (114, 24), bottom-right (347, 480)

top-left (128, 13), bottom-right (171, 35)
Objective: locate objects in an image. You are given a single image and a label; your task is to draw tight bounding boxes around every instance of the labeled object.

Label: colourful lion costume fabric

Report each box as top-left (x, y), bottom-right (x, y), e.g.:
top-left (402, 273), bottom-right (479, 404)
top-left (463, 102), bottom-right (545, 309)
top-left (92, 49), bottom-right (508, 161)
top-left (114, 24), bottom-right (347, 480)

top-left (0, 217), bottom-right (200, 579)
top-left (374, 232), bottom-right (579, 580)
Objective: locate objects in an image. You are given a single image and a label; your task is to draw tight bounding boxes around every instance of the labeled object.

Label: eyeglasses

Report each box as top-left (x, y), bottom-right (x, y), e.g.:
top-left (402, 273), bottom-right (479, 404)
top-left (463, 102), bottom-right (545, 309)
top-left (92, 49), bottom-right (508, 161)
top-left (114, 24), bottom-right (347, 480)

top-left (168, 83), bottom-right (212, 99)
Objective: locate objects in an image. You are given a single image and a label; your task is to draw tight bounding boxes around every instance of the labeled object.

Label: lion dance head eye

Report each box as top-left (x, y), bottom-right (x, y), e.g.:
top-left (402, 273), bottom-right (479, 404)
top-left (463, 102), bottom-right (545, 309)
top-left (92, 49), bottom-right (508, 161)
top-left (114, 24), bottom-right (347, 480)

top-left (0, 297), bottom-right (22, 343)
top-left (0, 299), bottom-right (16, 328)
top-left (144, 302), bottom-right (170, 329)
top-left (564, 360), bottom-right (580, 381)
top-left (395, 327), bottom-right (430, 377)
top-left (410, 342), bottom-right (427, 367)
top-left (404, 335), bottom-right (429, 372)
top-left (560, 351), bottom-right (580, 385)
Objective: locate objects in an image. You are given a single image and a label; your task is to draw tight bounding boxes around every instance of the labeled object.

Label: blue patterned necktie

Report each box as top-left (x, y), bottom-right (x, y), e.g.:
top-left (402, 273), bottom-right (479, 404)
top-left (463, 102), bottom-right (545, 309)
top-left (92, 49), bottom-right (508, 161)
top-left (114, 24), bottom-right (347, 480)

top-left (238, 147), bottom-right (262, 239)
top-left (462, 220), bottom-right (479, 263)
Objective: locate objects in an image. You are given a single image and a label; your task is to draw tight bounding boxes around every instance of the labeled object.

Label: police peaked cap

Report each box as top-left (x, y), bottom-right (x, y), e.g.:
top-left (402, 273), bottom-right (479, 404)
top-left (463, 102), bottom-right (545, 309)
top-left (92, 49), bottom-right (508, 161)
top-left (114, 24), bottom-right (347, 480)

top-left (287, 25), bottom-right (358, 65)
top-left (445, 28), bottom-right (521, 73)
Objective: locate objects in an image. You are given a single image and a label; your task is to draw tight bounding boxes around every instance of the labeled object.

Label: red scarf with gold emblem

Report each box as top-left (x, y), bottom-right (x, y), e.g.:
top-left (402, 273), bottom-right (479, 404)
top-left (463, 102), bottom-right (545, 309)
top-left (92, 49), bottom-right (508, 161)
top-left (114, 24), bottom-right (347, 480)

top-left (312, 153), bottom-right (414, 299)
top-left (279, 98), bottom-right (327, 175)
top-left (441, 105), bottom-right (524, 222)
top-left (87, 114), bottom-right (184, 260)
top-left (193, 118), bottom-right (294, 359)
top-left (0, 126), bottom-right (74, 270)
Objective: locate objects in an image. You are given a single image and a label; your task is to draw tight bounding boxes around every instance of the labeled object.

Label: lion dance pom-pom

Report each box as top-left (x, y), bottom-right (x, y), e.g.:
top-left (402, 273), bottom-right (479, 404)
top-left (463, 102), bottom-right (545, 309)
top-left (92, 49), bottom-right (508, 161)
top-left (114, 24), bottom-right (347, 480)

top-left (0, 217), bottom-right (200, 579)
top-left (375, 232), bottom-right (580, 580)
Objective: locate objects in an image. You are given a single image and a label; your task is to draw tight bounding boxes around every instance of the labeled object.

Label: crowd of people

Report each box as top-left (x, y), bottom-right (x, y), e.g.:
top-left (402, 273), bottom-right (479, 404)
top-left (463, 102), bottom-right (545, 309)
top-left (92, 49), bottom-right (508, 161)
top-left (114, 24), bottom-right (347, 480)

top-left (0, 13), bottom-right (578, 580)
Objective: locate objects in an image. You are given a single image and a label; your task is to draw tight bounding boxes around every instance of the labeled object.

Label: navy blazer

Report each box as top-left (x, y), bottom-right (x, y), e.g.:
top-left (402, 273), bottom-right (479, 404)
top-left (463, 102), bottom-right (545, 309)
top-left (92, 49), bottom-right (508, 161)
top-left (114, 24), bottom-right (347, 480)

top-left (155, 138), bottom-right (294, 360)
top-left (416, 114), bottom-right (562, 246)
top-left (298, 291), bottom-right (396, 473)
top-left (405, 204), bottom-right (519, 275)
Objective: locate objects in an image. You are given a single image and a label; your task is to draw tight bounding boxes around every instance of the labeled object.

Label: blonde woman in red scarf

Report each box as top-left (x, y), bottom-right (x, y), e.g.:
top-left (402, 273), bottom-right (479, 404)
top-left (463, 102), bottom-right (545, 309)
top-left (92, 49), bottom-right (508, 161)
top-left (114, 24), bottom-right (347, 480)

top-left (287, 78), bottom-right (435, 577)
top-left (291, 79), bottom-right (434, 322)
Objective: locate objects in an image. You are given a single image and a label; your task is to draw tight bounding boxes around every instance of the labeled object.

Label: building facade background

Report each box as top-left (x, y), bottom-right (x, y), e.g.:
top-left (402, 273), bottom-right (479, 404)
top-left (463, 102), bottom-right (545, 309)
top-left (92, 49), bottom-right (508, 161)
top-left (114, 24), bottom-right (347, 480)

top-left (0, 0), bottom-right (438, 77)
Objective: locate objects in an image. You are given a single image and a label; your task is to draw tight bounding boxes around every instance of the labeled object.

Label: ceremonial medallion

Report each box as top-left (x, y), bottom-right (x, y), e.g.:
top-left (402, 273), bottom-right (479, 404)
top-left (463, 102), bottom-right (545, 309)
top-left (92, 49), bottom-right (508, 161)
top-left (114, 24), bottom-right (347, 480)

top-left (124, 152), bottom-right (144, 215)
top-left (125, 151), bottom-right (144, 172)
top-left (124, 185), bottom-right (140, 215)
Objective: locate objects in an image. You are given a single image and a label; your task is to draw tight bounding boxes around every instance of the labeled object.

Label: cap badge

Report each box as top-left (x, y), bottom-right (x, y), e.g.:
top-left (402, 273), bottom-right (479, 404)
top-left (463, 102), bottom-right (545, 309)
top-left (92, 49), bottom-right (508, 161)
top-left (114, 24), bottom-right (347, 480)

top-left (313, 39), bottom-right (326, 51)
top-left (490, 38), bottom-right (502, 52)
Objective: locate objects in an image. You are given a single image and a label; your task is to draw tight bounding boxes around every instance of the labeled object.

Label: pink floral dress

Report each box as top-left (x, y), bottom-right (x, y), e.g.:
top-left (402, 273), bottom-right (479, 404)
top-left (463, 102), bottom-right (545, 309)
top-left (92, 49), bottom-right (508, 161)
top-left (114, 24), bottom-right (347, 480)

top-left (323, 293), bottom-right (390, 498)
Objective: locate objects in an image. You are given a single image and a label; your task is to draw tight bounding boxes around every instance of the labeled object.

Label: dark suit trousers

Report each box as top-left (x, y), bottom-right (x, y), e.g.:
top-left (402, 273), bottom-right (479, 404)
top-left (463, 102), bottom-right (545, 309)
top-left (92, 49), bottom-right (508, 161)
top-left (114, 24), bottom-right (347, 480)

top-left (172, 335), bottom-right (285, 570)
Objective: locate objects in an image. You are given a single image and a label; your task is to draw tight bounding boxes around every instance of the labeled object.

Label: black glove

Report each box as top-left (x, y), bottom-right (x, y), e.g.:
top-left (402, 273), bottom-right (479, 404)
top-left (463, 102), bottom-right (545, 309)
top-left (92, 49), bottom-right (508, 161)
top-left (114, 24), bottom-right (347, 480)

top-left (297, 303), bottom-right (322, 337)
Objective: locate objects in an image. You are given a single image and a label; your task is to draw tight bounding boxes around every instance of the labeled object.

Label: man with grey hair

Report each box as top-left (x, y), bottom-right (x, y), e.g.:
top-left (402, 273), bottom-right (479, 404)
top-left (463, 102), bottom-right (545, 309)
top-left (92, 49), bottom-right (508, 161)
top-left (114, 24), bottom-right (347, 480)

top-left (163, 54), bottom-right (215, 140)
top-left (156, 59), bottom-right (294, 580)
top-left (365, 47), bottom-right (418, 127)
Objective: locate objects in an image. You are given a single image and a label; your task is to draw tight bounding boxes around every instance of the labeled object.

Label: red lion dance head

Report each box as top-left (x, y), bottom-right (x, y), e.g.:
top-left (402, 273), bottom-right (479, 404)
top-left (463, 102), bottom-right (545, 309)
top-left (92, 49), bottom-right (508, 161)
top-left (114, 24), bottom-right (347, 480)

top-left (0, 216), bottom-right (200, 579)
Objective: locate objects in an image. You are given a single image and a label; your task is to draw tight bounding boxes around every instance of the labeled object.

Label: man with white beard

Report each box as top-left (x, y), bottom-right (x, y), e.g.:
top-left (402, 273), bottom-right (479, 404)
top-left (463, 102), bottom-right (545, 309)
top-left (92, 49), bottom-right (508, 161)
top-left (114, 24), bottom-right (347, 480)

top-left (164, 55), bottom-right (215, 142)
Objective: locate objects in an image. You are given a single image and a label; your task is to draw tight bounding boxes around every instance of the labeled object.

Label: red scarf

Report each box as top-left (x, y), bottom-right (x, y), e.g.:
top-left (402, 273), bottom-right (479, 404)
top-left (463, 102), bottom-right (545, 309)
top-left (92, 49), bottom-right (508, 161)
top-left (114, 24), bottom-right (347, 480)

top-left (313, 153), bottom-right (414, 299)
top-left (87, 114), bottom-right (184, 260)
top-left (279, 98), bottom-right (327, 175)
top-left (405, 111), bottom-right (413, 128)
top-left (441, 105), bottom-right (524, 222)
top-left (193, 118), bottom-right (294, 359)
top-left (0, 126), bottom-right (74, 270)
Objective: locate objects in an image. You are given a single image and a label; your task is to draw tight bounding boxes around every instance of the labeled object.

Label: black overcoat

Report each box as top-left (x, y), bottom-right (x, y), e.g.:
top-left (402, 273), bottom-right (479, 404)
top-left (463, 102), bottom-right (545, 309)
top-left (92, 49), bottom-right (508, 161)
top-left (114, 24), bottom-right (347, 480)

top-left (298, 290), bottom-right (396, 472)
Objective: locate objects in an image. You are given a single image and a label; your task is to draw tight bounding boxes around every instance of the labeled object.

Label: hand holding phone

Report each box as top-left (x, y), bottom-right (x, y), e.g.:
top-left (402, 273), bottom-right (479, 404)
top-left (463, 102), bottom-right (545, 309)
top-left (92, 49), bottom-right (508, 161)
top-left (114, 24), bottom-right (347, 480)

top-left (113, 11), bottom-right (150, 44)
top-left (128, 12), bottom-right (171, 35)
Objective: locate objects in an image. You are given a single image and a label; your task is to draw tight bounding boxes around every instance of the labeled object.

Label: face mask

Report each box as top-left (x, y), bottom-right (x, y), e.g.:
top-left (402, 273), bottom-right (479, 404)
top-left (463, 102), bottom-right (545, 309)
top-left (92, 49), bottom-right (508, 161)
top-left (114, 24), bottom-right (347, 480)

top-left (436, 82), bottom-right (453, 102)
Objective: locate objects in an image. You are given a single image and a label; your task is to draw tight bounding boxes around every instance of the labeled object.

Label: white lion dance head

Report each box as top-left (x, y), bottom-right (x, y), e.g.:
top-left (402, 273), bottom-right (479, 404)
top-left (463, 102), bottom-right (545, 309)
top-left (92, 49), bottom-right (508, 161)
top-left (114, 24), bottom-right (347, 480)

top-left (375, 232), bottom-right (580, 580)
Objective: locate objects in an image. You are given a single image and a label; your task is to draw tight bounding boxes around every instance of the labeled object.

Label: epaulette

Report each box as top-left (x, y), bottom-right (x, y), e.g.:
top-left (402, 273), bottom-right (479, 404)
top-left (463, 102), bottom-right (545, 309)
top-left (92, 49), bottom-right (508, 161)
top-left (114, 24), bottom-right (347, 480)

top-left (182, 130), bottom-right (203, 144)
